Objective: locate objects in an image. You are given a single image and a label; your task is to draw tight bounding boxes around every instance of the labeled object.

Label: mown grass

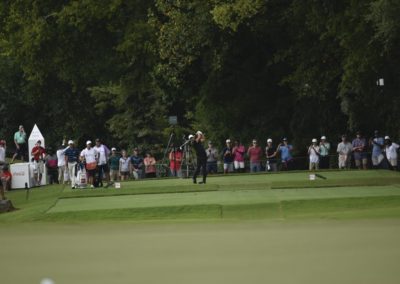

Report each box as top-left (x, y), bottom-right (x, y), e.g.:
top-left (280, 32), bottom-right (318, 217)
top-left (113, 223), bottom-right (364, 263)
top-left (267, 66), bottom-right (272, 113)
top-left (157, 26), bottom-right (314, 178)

top-left (1, 169), bottom-right (399, 223)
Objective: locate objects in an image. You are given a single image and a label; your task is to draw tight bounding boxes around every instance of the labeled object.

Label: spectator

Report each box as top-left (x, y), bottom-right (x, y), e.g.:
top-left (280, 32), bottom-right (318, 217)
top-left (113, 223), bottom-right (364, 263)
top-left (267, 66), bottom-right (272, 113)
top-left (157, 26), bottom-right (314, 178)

top-left (11, 125), bottom-right (27, 163)
top-left (169, 144), bottom-right (183, 177)
top-left (232, 140), bottom-right (246, 173)
top-left (1, 164), bottom-right (12, 193)
top-left (130, 148), bottom-right (144, 180)
top-left (247, 139), bottom-right (262, 172)
top-left (56, 144), bottom-right (67, 184)
top-left (337, 135), bottom-right (352, 169)
top-left (352, 131), bottom-right (368, 170)
top-left (45, 147), bottom-right (58, 184)
top-left (319, 136), bottom-right (330, 169)
top-left (308, 138), bottom-right (320, 171)
top-left (119, 150), bottom-right (130, 181)
top-left (265, 138), bottom-right (278, 172)
top-left (222, 139), bottom-right (234, 174)
top-left (192, 131), bottom-right (207, 184)
top-left (80, 140), bottom-right (99, 188)
top-left (144, 152), bottom-right (157, 178)
top-left (384, 136), bottom-right (399, 170)
top-left (277, 138), bottom-right (294, 170)
top-left (94, 138), bottom-right (111, 187)
top-left (369, 130), bottom-right (385, 169)
top-left (109, 147), bottom-right (120, 182)
top-left (0, 140), bottom-right (6, 165)
top-left (64, 140), bottom-right (80, 189)
top-left (206, 141), bottom-right (218, 174)
top-left (31, 140), bottom-right (46, 186)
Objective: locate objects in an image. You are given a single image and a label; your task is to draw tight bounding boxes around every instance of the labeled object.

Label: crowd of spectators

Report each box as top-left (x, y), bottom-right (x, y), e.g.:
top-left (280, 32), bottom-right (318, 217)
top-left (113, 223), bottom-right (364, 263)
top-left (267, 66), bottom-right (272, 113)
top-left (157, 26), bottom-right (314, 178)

top-left (0, 126), bottom-right (399, 190)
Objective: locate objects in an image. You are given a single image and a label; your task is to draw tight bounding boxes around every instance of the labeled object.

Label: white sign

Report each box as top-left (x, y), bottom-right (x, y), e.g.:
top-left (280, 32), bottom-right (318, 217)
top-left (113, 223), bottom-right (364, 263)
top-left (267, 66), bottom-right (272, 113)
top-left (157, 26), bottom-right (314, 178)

top-left (10, 162), bottom-right (32, 189)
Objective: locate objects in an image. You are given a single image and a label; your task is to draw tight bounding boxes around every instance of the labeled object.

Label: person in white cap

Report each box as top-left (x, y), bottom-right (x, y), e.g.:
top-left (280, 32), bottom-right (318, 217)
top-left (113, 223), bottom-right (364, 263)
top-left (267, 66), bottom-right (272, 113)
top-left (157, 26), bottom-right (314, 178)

top-left (265, 138), bottom-right (277, 172)
top-left (384, 136), bottom-right (399, 170)
top-left (80, 140), bottom-right (99, 188)
top-left (222, 139), bottom-right (234, 173)
top-left (63, 140), bottom-right (80, 188)
top-left (319, 136), bottom-right (330, 169)
top-left (308, 138), bottom-right (320, 171)
top-left (192, 131), bottom-right (207, 184)
top-left (109, 147), bottom-right (120, 182)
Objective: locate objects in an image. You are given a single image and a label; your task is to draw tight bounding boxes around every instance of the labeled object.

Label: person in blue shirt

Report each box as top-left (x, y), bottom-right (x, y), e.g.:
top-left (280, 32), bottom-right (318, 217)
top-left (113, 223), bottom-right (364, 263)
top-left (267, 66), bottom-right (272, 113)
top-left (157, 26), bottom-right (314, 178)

top-left (369, 130), bottom-right (384, 169)
top-left (63, 140), bottom-right (80, 189)
top-left (130, 148), bottom-right (144, 180)
top-left (277, 137), bottom-right (294, 170)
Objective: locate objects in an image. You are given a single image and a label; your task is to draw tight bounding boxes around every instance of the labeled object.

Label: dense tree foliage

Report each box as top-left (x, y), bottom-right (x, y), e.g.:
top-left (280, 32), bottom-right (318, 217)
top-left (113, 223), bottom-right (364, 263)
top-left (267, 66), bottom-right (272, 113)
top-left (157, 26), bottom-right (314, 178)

top-left (0, 0), bottom-right (399, 155)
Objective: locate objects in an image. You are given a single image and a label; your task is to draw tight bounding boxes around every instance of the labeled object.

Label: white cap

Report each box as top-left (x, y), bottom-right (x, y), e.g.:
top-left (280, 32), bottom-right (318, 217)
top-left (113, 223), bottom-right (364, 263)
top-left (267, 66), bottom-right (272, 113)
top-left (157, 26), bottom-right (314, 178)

top-left (321, 136), bottom-right (326, 140)
top-left (196, 130), bottom-right (203, 136)
top-left (86, 140), bottom-right (92, 145)
top-left (111, 147), bottom-right (116, 151)
top-left (68, 140), bottom-right (74, 145)
top-left (267, 138), bottom-right (272, 143)
top-left (385, 136), bottom-right (390, 140)
top-left (188, 134), bottom-right (194, 139)
top-left (226, 139), bottom-right (231, 143)
top-left (312, 138), bottom-right (317, 143)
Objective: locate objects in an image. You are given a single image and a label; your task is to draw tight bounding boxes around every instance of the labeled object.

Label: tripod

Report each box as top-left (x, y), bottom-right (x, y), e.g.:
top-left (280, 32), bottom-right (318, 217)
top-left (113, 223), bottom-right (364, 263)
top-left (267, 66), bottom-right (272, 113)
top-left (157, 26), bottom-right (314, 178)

top-left (160, 130), bottom-right (176, 177)
top-left (179, 138), bottom-right (195, 178)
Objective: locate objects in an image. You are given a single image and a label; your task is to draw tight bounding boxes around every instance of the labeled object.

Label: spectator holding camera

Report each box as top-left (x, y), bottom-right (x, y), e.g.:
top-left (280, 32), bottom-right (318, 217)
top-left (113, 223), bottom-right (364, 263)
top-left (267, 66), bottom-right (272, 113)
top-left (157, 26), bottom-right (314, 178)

top-left (369, 130), bottom-right (385, 168)
top-left (265, 138), bottom-right (277, 172)
top-left (308, 138), bottom-right (320, 171)
top-left (352, 131), bottom-right (368, 170)
top-left (31, 140), bottom-right (46, 186)
top-left (206, 141), bottom-right (218, 174)
top-left (319, 136), bottom-right (330, 169)
top-left (337, 135), bottom-right (352, 169)
top-left (222, 139), bottom-right (234, 173)
top-left (232, 140), bottom-right (246, 173)
top-left (277, 138), bottom-right (294, 170)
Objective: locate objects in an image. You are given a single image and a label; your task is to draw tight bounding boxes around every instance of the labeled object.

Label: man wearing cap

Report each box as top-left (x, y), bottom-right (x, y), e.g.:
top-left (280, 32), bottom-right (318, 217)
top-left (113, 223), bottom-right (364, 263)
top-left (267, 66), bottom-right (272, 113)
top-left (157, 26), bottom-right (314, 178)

top-left (206, 141), bottom-right (218, 174)
top-left (384, 136), bottom-right (399, 170)
top-left (352, 131), bottom-right (368, 170)
top-left (277, 138), bottom-right (294, 171)
top-left (31, 140), bottom-right (46, 186)
top-left (109, 147), bottom-right (120, 182)
top-left (192, 131), bottom-right (207, 184)
top-left (11, 125), bottom-right (27, 163)
top-left (64, 140), bottom-right (80, 188)
top-left (337, 135), bottom-right (352, 169)
top-left (319, 136), bottom-right (330, 169)
top-left (222, 139), bottom-right (234, 174)
top-left (265, 139), bottom-right (277, 172)
top-left (94, 138), bottom-right (111, 187)
top-left (80, 141), bottom-right (99, 188)
top-left (247, 139), bottom-right (263, 172)
top-left (369, 130), bottom-right (384, 168)
top-left (308, 139), bottom-right (320, 171)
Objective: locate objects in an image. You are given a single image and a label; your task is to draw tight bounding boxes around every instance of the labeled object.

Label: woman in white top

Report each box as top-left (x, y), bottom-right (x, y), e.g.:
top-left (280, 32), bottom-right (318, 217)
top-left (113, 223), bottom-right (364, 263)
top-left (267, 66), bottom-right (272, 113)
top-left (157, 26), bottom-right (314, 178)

top-left (56, 145), bottom-right (67, 184)
top-left (80, 140), bottom-right (99, 187)
top-left (384, 136), bottom-right (399, 170)
top-left (308, 138), bottom-right (320, 171)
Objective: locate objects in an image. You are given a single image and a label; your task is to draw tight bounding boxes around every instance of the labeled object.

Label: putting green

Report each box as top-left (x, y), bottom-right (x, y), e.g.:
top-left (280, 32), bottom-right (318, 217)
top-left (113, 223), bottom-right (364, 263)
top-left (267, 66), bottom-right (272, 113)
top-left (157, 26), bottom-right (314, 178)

top-left (48, 185), bottom-right (400, 213)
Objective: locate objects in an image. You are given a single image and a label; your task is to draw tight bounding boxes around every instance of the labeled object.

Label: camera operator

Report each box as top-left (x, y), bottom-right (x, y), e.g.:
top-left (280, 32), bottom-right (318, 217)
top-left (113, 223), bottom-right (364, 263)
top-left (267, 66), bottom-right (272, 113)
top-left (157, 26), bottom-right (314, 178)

top-left (31, 140), bottom-right (46, 186)
top-left (192, 131), bottom-right (207, 184)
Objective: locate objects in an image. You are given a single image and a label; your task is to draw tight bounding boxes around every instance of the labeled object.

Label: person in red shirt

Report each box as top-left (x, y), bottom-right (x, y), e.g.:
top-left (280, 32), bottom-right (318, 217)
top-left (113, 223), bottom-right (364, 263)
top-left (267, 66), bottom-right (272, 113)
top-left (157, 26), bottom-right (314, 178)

top-left (31, 140), bottom-right (46, 186)
top-left (1, 165), bottom-right (12, 199)
top-left (247, 139), bottom-right (262, 172)
top-left (169, 145), bottom-right (183, 177)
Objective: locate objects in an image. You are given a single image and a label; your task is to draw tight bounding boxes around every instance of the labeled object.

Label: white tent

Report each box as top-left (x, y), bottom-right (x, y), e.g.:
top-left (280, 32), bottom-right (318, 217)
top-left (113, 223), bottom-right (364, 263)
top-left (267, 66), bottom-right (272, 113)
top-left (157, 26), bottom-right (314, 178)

top-left (28, 124), bottom-right (46, 185)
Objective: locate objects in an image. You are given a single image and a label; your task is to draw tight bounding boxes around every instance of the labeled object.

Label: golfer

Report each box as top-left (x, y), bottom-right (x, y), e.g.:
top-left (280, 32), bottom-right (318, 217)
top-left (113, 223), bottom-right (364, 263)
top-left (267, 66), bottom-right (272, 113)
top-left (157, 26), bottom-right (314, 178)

top-left (192, 131), bottom-right (207, 184)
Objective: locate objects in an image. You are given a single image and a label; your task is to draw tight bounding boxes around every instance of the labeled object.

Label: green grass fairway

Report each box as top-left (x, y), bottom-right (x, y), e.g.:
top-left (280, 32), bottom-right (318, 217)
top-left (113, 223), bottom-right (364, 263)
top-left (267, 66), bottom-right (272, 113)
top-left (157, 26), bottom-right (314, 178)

top-left (1, 170), bottom-right (400, 283)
